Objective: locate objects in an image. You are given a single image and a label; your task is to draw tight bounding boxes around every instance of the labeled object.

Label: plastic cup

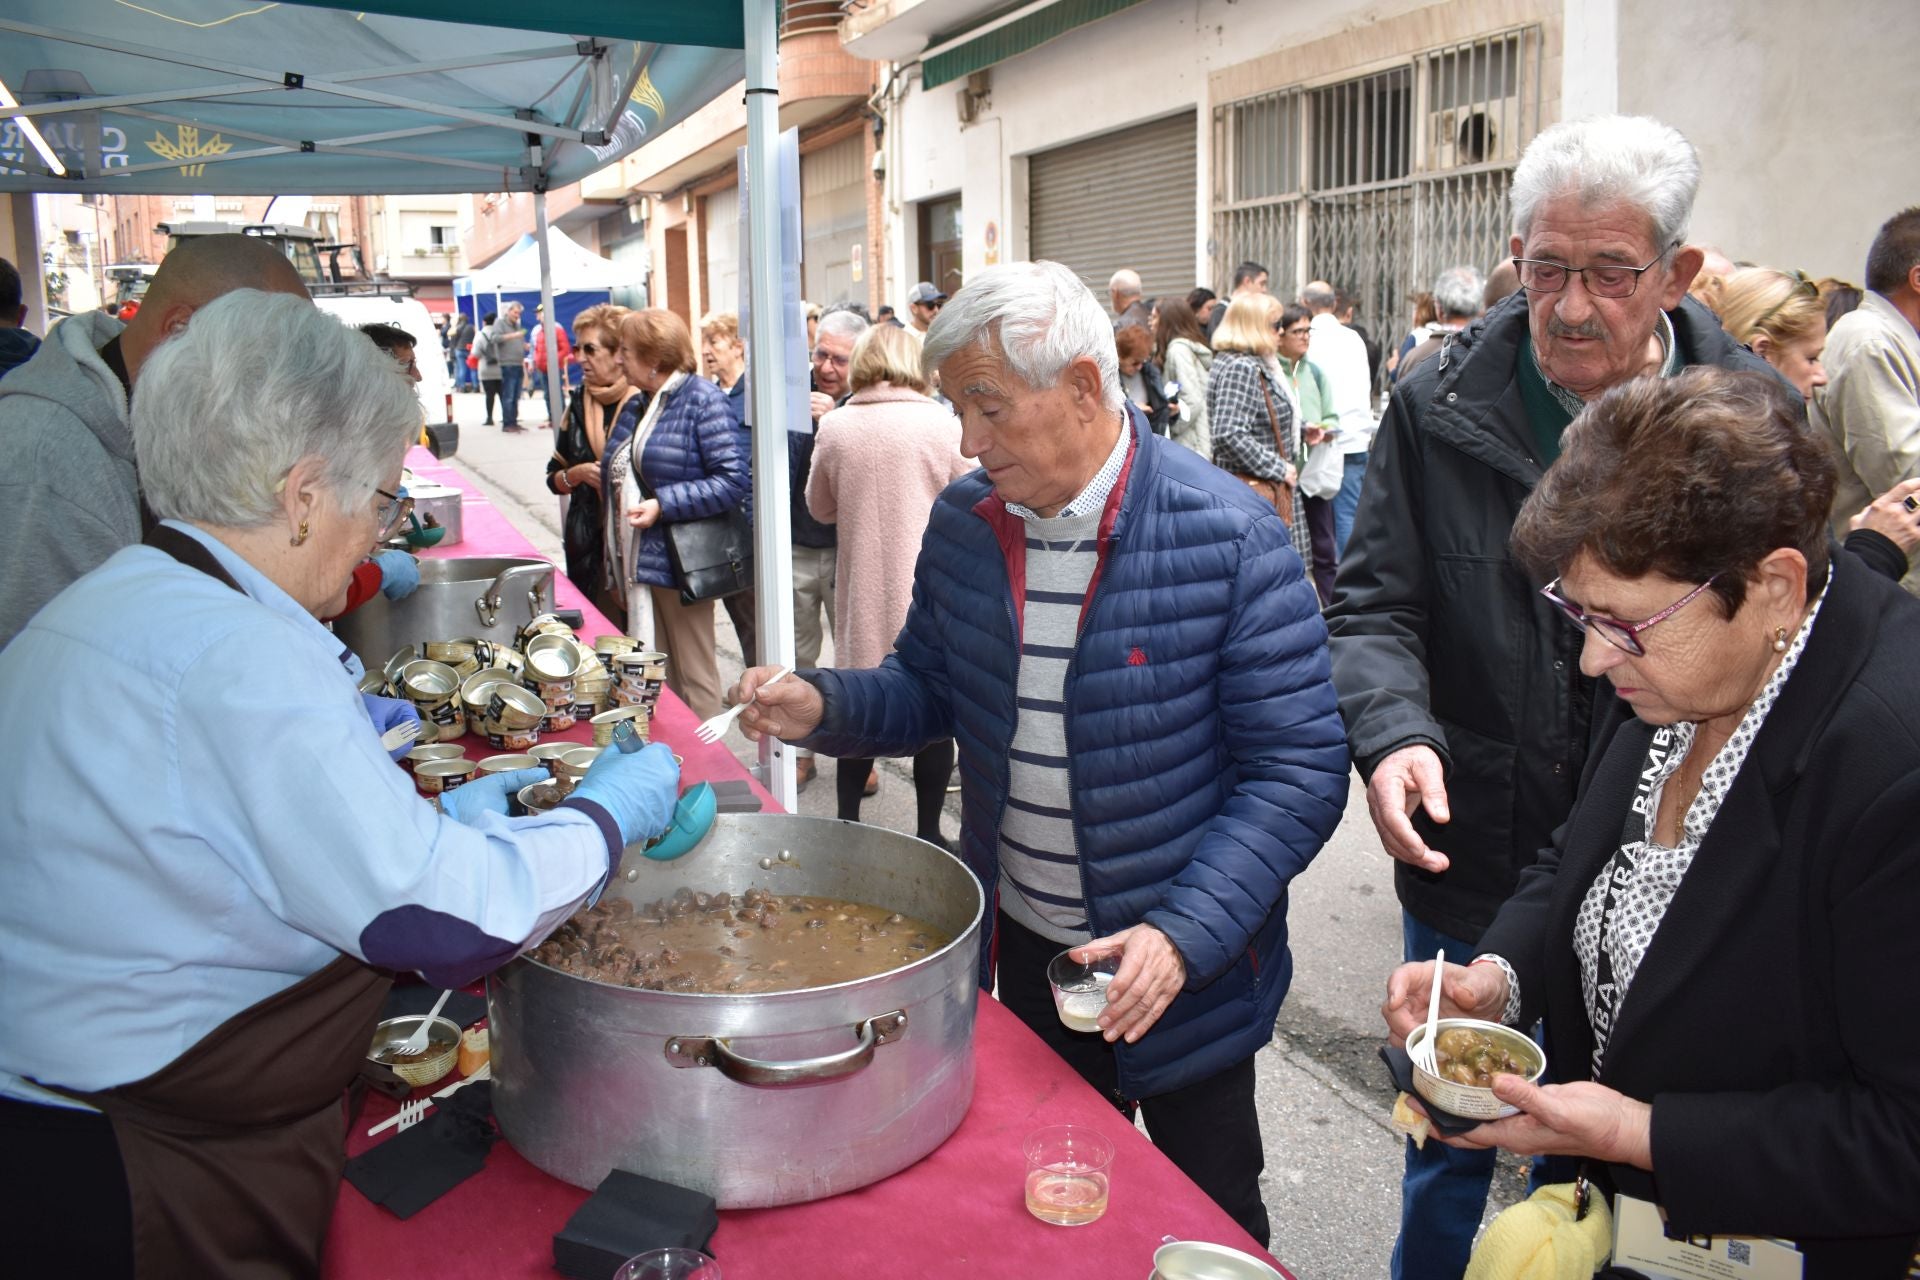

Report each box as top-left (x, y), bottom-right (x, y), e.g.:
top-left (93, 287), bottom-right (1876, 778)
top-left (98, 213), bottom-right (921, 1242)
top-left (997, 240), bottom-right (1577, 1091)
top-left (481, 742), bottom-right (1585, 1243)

top-left (1047, 948), bottom-right (1120, 1034)
top-left (1023, 1125), bottom-right (1113, 1226)
top-left (617, 1248), bottom-right (720, 1280)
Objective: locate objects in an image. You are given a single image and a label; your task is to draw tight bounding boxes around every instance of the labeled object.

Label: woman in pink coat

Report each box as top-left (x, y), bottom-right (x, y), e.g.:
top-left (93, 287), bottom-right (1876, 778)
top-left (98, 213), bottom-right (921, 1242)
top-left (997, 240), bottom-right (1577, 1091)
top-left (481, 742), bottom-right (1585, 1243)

top-left (806, 324), bottom-right (973, 848)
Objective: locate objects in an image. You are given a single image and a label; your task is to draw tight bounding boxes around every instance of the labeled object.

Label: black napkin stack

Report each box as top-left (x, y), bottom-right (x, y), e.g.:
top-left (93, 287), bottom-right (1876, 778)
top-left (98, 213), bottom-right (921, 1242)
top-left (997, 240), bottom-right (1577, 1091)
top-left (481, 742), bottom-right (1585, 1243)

top-left (707, 779), bottom-right (763, 813)
top-left (343, 1081), bottom-right (497, 1219)
top-left (552, 1169), bottom-right (718, 1280)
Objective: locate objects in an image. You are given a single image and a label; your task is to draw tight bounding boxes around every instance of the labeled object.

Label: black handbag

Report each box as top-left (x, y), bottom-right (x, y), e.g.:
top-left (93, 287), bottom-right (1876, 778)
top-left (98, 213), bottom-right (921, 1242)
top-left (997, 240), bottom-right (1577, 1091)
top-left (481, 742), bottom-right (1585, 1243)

top-left (635, 473), bottom-right (754, 606)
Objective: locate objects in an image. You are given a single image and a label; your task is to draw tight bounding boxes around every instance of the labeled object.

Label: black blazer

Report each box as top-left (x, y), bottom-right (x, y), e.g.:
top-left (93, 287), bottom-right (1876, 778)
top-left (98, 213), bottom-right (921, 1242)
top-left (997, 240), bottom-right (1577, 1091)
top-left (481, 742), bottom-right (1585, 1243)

top-left (1478, 549), bottom-right (1920, 1278)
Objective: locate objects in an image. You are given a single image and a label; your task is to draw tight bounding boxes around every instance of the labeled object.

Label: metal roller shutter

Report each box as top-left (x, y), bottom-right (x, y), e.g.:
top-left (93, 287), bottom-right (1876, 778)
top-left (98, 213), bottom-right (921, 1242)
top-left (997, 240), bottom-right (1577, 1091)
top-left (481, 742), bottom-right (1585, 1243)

top-left (704, 184), bottom-right (741, 318)
top-left (1029, 111), bottom-right (1197, 312)
top-left (801, 133), bottom-right (867, 309)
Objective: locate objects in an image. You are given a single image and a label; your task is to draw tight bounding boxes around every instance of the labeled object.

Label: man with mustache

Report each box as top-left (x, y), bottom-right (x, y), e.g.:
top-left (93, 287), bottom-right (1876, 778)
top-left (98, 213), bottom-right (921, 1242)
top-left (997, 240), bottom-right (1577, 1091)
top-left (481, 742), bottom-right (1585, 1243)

top-left (1323, 115), bottom-right (1772, 1280)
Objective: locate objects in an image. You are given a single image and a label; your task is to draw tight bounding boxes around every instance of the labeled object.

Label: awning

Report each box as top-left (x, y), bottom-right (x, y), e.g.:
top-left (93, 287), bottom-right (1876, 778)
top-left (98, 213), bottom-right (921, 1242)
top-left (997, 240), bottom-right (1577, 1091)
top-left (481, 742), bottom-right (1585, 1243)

top-left (456, 227), bottom-right (646, 296)
top-left (0, 3), bottom-right (744, 194)
top-left (921, 0), bottom-right (1152, 89)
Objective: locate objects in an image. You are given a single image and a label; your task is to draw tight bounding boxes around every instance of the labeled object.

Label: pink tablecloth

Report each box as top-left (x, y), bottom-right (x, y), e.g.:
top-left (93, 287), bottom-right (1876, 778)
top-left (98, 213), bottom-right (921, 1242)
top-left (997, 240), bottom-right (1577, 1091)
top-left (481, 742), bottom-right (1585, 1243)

top-left (326, 454), bottom-right (1295, 1279)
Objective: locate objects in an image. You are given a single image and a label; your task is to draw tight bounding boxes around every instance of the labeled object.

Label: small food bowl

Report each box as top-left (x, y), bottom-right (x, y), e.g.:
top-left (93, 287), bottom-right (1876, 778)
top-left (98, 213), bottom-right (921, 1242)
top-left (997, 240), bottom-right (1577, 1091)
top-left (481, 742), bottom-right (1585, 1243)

top-left (414, 758), bottom-right (477, 795)
top-left (1406, 1017), bottom-right (1545, 1121)
top-left (1152, 1239), bottom-right (1286, 1280)
top-left (517, 779), bottom-right (569, 815)
top-left (367, 1015), bottom-right (461, 1088)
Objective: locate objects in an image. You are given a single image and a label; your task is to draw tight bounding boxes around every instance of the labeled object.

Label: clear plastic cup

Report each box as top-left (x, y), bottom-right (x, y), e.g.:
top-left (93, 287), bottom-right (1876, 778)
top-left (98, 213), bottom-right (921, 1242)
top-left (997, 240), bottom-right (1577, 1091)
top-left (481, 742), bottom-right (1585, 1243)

top-left (616, 1248), bottom-right (720, 1280)
top-left (1023, 1124), bottom-right (1113, 1226)
top-left (1047, 948), bottom-right (1120, 1033)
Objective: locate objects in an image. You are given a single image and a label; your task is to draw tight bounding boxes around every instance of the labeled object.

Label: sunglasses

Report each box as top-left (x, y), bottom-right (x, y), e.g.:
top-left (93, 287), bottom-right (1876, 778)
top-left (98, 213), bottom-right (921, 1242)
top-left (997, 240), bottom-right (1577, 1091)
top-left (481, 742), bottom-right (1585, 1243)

top-left (579, 342), bottom-right (604, 356)
top-left (1748, 270), bottom-right (1818, 333)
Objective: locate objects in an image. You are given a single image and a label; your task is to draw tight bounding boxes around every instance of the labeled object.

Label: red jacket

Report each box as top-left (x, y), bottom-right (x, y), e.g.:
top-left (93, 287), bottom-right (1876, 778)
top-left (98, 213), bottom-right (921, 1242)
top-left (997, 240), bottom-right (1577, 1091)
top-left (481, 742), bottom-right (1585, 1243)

top-left (530, 323), bottom-right (574, 372)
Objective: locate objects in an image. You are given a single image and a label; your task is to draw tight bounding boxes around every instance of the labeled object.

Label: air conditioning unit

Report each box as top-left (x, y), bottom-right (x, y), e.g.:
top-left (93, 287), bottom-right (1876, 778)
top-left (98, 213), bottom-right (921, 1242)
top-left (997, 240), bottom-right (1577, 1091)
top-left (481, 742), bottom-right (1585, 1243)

top-left (1424, 96), bottom-right (1519, 171)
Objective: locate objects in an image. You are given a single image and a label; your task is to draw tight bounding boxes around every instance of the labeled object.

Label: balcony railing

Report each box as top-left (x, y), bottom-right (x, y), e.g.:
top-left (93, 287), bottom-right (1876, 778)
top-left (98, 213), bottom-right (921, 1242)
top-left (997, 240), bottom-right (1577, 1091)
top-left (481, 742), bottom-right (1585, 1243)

top-left (781, 0), bottom-right (843, 37)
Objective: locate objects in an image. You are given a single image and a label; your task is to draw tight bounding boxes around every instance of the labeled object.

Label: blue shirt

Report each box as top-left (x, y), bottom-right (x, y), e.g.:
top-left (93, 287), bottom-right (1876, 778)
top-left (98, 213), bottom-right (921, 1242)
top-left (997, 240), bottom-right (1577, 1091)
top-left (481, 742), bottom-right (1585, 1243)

top-left (0, 523), bottom-right (619, 1109)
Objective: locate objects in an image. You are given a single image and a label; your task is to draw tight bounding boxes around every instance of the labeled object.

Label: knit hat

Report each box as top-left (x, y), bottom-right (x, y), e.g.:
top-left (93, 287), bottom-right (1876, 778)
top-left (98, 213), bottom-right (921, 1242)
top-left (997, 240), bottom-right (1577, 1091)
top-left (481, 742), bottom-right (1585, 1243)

top-left (1464, 1182), bottom-right (1613, 1280)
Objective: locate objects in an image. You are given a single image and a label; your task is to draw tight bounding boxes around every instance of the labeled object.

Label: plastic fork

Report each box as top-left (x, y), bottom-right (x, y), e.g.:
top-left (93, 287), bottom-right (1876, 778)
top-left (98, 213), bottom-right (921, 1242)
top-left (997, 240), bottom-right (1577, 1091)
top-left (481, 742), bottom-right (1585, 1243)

top-left (1414, 949), bottom-right (1445, 1072)
top-left (380, 718), bottom-right (420, 753)
top-left (392, 988), bottom-right (453, 1057)
top-left (693, 666), bottom-right (791, 744)
top-left (365, 1063), bottom-right (491, 1137)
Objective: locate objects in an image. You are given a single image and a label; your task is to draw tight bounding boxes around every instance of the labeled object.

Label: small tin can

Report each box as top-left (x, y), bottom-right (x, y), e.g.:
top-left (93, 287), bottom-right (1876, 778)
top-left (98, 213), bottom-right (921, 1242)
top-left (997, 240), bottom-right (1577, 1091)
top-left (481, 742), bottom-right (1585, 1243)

top-left (554, 746), bottom-right (603, 789)
top-left (356, 669), bottom-right (389, 697)
top-left (524, 633), bottom-right (585, 683)
top-left (528, 742), bottom-right (577, 777)
top-left (400, 659), bottom-right (464, 739)
top-left (402, 743), bottom-right (465, 774)
top-left (592, 634), bottom-right (638, 673)
top-left (414, 758), bottom-right (476, 795)
top-left (590, 705), bottom-right (649, 748)
top-left (476, 752), bottom-right (539, 776)
top-left (460, 668), bottom-right (517, 711)
top-left (516, 779), bottom-right (568, 815)
top-left (519, 614), bottom-right (575, 647)
top-left (424, 638), bottom-right (478, 666)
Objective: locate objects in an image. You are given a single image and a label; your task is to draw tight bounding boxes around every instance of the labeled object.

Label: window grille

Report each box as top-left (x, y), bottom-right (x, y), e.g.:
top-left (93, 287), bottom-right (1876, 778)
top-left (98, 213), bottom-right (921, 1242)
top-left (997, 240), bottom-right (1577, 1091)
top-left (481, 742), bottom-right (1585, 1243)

top-left (1211, 26), bottom-right (1541, 384)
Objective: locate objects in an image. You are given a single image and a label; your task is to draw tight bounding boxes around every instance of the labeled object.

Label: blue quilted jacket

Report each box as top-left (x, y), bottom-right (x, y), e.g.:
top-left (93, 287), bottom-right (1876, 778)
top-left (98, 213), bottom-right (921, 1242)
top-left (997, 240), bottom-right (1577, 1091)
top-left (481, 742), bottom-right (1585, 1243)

top-left (601, 375), bottom-right (750, 590)
top-left (804, 407), bottom-right (1349, 1096)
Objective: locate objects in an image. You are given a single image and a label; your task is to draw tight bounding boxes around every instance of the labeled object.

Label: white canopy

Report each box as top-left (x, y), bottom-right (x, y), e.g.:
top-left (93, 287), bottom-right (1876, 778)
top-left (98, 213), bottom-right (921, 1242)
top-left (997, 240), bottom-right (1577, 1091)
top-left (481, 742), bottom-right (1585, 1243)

top-left (455, 227), bottom-right (645, 297)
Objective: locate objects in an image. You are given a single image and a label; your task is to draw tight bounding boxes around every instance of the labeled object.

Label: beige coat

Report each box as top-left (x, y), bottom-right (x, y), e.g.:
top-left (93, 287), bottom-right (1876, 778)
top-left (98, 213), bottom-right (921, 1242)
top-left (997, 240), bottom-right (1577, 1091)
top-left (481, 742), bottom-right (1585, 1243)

top-left (806, 384), bottom-right (972, 670)
top-left (1812, 290), bottom-right (1920, 594)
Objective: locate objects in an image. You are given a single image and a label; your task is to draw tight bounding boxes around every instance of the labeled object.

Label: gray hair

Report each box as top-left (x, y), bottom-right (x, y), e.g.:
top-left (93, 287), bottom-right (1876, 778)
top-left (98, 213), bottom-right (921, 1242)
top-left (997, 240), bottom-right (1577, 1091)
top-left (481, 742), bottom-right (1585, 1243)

top-left (923, 260), bottom-right (1121, 412)
top-left (1510, 114), bottom-right (1700, 252)
top-left (816, 307), bottom-right (869, 347)
top-left (135, 290), bottom-right (423, 527)
top-left (1109, 268), bottom-right (1141, 299)
top-left (1432, 266), bottom-right (1486, 320)
top-left (1301, 282), bottom-right (1337, 311)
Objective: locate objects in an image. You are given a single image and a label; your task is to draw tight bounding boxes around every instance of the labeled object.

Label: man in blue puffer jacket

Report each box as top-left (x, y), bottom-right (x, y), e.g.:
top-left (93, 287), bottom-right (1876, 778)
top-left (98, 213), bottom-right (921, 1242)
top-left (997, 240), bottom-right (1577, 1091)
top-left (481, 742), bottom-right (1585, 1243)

top-left (733, 261), bottom-right (1348, 1245)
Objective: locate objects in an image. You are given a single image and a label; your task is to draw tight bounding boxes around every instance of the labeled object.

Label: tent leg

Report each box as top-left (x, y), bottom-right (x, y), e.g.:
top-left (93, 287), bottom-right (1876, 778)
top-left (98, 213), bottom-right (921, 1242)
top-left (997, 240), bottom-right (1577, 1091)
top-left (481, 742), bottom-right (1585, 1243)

top-left (743, 0), bottom-right (795, 812)
top-left (534, 191), bottom-right (564, 515)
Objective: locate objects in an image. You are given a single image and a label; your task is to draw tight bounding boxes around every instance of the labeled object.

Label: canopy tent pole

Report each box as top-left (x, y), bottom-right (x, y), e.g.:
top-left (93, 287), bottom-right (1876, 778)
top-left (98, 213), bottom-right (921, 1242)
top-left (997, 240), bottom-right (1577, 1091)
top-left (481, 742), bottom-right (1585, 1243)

top-left (534, 191), bottom-right (565, 440)
top-left (742, 0), bottom-right (795, 809)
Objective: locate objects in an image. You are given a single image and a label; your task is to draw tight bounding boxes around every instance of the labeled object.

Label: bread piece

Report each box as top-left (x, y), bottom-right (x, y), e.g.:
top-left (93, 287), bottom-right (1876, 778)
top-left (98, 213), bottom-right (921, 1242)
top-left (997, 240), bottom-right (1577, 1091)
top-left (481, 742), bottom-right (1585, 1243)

top-left (457, 1025), bottom-right (490, 1076)
top-left (1391, 1092), bottom-right (1431, 1150)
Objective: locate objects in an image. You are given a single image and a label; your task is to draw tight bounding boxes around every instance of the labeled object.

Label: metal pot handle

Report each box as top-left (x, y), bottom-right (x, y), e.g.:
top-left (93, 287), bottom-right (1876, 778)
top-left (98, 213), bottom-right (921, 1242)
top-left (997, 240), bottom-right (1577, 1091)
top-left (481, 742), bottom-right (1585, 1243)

top-left (475, 563), bottom-right (553, 629)
top-left (664, 1010), bottom-right (907, 1086)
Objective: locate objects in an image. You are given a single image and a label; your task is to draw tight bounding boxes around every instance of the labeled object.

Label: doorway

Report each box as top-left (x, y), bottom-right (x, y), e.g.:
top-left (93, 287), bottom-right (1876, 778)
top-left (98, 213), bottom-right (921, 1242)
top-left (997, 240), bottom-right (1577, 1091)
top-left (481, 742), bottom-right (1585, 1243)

top-left (918, 196), bottom-right (963, 298)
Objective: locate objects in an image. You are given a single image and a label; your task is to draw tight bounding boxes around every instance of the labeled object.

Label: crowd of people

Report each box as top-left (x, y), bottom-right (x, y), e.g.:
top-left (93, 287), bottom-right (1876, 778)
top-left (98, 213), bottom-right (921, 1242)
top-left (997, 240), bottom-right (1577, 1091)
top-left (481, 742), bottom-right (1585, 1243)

top-left (1, 108), bottom-right (1919, 1277)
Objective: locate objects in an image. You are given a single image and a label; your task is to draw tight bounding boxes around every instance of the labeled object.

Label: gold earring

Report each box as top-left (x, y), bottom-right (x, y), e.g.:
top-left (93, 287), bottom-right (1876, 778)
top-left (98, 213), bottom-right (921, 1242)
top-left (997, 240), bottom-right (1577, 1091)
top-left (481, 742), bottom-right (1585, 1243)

top-left (1772, 626), bottom-right (1788, 653)
top-left (290, 520), bottom-right (310, 547)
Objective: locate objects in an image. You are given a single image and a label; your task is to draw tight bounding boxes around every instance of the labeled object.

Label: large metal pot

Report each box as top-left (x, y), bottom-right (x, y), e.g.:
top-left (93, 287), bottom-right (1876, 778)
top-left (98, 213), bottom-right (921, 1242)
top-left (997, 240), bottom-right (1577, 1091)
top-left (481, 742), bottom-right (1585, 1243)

top-left (330, 556), bottom-right (553, 670)
top-left (488, 814), bottom-right (983, 1208)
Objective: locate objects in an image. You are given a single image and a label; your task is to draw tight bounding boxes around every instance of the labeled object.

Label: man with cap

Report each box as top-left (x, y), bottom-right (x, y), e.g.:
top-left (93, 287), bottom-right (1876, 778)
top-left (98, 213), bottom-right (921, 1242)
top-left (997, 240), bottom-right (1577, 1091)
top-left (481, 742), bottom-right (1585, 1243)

top-left (907, 282), bottom-right (945, 333)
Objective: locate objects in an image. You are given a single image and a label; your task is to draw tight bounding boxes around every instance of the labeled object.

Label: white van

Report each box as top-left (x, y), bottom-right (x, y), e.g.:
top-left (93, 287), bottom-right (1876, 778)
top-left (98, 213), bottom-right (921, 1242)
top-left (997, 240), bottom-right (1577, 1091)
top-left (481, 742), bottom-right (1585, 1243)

top-left (313, 292), bottom-right (456, 428)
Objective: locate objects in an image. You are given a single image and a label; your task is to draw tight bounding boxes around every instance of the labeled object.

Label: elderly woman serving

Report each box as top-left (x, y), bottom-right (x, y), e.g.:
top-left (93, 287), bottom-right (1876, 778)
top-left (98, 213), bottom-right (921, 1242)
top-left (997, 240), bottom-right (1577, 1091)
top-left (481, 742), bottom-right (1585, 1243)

top-left (1382, 368), bottom-right (1920, 1276)
top-left (0, 292), bottom-right (680, 1278)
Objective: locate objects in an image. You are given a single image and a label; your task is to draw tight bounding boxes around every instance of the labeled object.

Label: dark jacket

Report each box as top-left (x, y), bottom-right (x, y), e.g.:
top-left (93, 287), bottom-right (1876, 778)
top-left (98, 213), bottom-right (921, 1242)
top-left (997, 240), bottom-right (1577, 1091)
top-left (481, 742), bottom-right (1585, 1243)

top-left (546, 388), bottom-right (634, 590)
top-left (801, 407), bottom-right (1349, 1097)
top-left (789, 374), bottom-right (840, 550)
top-left (0, 327), bottom-right (41, 380)
top-left (1477, 551), bottom-right (1920, 1277)
top-left (600, 376), bottom-right (746, 590)
top-left (1128, 359), bottom-right (1173, 436)
top-left (1324, 292), bottom-right (1776, 943)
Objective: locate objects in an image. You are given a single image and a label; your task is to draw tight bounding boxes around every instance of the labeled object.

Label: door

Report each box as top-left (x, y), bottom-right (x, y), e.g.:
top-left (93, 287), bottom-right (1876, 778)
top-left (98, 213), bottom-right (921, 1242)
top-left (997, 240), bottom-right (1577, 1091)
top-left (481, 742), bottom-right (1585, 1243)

top-left (1029, 111), bottom-right (1197, 315)
top-left (918, 195), bottom-right (963, 298)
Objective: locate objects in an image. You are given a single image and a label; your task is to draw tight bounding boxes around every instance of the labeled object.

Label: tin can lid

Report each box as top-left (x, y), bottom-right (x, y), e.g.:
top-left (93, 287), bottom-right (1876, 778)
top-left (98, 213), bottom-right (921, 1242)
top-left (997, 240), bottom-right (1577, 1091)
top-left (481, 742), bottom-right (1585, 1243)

top-left (415, 758), bottom-right (477, 778)
top-left (400, 659), bottom-right (459, 697)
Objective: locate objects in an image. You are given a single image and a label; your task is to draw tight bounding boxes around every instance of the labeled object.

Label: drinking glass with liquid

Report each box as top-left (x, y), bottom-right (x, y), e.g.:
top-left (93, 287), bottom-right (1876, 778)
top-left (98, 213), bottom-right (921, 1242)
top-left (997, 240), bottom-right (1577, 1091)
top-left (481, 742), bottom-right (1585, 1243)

top-left (1023, 1125), bottom-right (1114, 1226)
top-left (1048, 948), bottom-right (1120, 1033)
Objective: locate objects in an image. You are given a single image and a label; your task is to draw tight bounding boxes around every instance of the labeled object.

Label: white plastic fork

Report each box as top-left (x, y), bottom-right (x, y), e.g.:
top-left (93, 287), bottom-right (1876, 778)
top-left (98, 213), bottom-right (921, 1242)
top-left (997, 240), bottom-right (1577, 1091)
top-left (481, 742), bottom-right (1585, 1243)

top-left (392, 988), bottom-right (453, 1057)
top-left (694, 666), bottom-right (791, 744)
top-left (380, 718), bottom-right (420, 753)
top-left (366, 1063), bottom-right (491, 1137)
top-left (1413, 949), bottom-right (1446, 1072)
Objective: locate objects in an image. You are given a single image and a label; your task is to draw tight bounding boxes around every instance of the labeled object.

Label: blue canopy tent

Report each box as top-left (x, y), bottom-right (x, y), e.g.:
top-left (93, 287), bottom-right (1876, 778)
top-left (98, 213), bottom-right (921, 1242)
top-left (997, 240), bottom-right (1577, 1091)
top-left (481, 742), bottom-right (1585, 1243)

top-left (453, 227), bottom-right (646, 340)
top-left (0, 0), bottom-right (804, 803)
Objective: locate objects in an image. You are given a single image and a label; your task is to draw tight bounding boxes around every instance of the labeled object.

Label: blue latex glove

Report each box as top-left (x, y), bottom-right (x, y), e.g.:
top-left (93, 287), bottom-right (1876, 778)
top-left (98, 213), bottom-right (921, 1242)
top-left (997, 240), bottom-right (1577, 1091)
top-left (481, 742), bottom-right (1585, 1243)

top-left (441, 767), bottom-right (549, 825)
top-left (567, 741), bottom-right (680, 847)
top-left (375, 549), bottom-right (420, 600)
top-left (360, 693), bottom-right (420, 761)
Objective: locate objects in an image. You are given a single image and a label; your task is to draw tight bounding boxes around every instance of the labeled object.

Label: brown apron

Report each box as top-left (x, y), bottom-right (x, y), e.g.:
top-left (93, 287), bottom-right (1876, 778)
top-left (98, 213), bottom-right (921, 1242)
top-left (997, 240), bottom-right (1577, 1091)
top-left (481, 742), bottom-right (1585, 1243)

top-left (42, 524), bottom-right (394, 1278)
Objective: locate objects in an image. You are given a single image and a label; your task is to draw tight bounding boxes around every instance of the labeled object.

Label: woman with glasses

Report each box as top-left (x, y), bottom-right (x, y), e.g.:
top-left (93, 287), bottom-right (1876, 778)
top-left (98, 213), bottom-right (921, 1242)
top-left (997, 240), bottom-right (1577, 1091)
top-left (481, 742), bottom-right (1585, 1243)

top-left (0, 291), bottom-right (682, 1276)
top-left (1716, 267), bottom-right (1829, 398)
top-left (1382, 368), bottom-right (1920, 1275)
top-left (546, 302), bottom-right (639, 626)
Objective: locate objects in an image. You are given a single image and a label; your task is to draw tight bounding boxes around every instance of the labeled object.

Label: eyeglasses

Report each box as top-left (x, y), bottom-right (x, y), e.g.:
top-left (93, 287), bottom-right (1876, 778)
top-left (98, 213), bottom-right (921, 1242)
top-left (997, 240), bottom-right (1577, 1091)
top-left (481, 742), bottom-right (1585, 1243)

top-left (1539, 573), bottom-right (1721, 657)
top-left (812, 349), bottom-right (850, 369)
top-left (373, 486), bottom-right (414, 541)
top-left (1282, 325), bottom-right (1311, 336)
top-left (1748, 270), bottom-right (1818, 333)
top-left (1512, 242), bottom-right (1680, 299)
